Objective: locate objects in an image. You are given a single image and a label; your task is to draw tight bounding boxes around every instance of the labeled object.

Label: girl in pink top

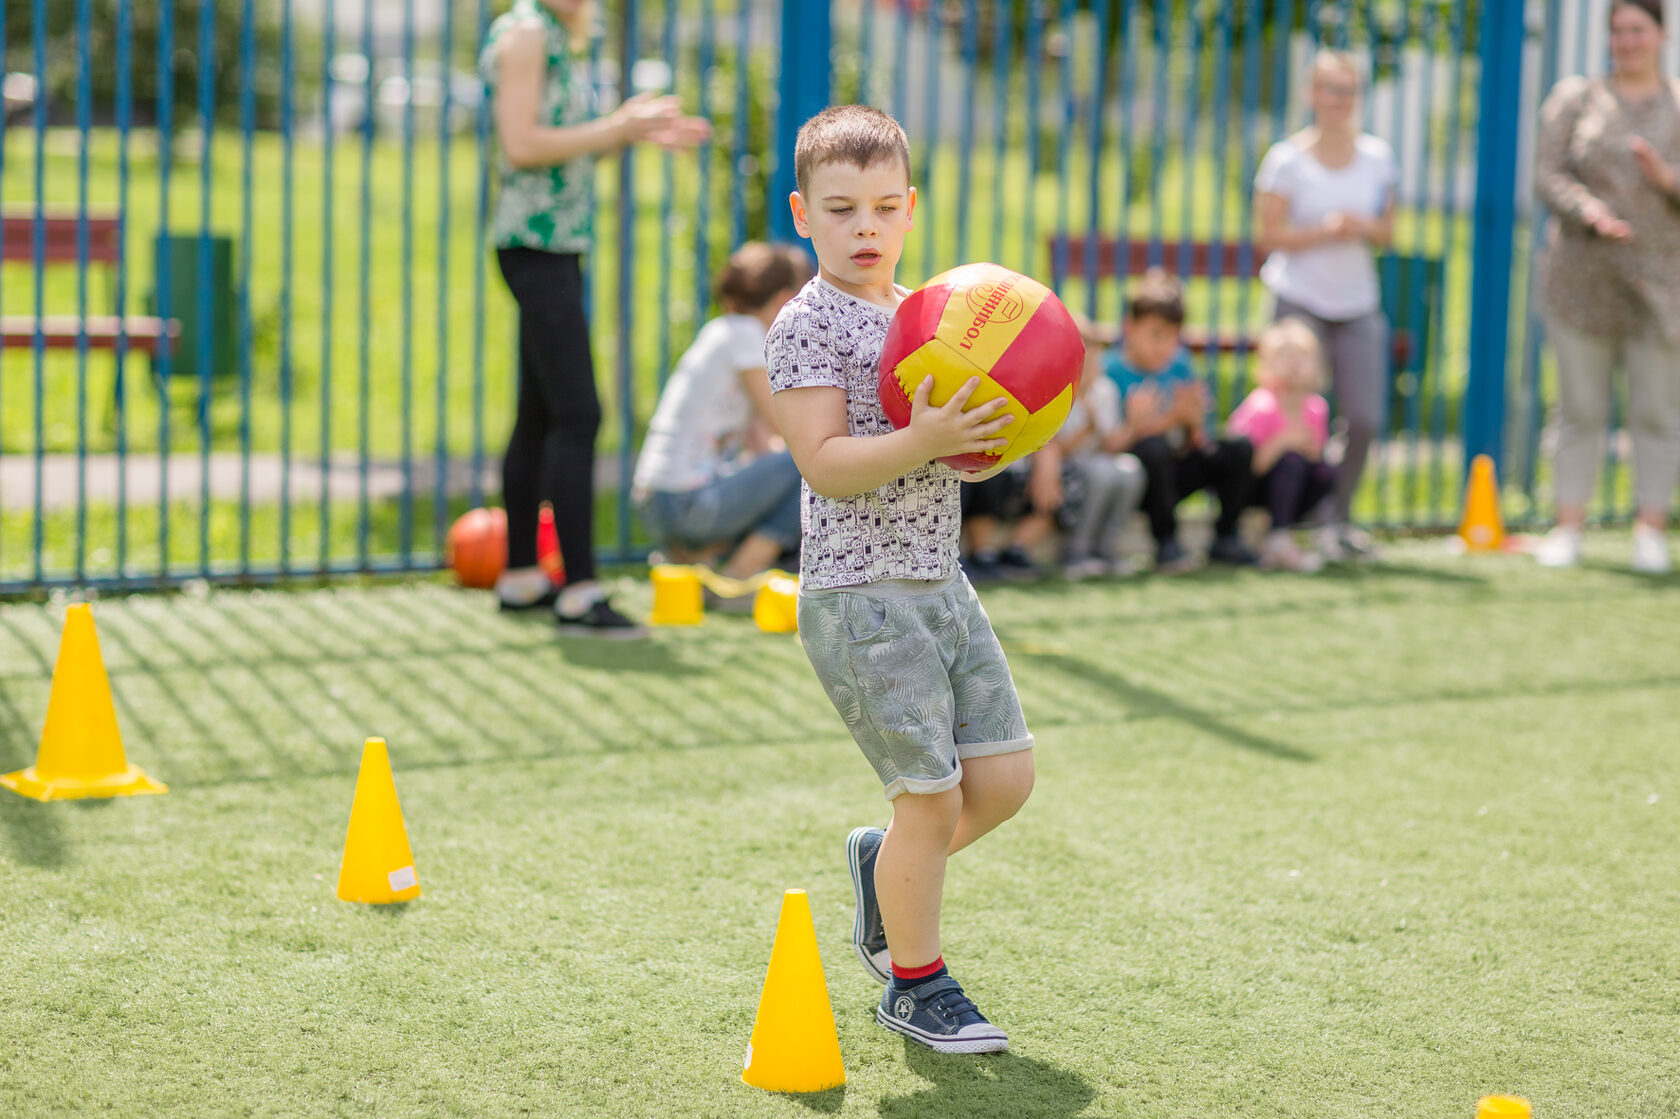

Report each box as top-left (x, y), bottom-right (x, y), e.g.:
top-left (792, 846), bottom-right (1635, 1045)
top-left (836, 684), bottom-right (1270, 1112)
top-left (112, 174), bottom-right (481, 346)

top-left (1227, 319), bottom-right (1335, 572)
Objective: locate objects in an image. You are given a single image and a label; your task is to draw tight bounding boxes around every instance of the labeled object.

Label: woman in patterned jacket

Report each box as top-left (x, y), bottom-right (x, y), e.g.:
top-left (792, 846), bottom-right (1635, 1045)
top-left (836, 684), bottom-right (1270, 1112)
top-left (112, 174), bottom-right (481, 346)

top-left (1535, 0), bottom-right (1680, 574)
top-left (480, 0), bottom-right (708, 629)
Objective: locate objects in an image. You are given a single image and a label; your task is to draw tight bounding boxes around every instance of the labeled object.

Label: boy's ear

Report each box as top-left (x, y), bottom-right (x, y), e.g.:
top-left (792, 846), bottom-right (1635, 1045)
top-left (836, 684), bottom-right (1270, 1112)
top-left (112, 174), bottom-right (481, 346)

top-left (790, 191), bottom-right (810, 238)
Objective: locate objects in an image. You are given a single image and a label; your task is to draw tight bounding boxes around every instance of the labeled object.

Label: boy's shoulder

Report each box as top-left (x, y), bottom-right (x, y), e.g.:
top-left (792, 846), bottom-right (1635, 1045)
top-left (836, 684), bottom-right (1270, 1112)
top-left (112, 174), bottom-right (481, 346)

top-left (767, 277), bottom-right (841, 345)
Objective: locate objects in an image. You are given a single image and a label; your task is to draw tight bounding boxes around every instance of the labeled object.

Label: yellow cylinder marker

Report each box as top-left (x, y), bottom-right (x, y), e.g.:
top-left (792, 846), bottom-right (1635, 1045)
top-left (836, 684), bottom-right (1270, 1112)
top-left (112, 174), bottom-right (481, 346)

top-left (648, 564), bottom-right (704, 626)
top-left (741, 889), bottom-right (846, 1093)
top-left (752, 574), bottom-right (799, 634)
top-left (1476, 1096), bottom-right (1532, 1119)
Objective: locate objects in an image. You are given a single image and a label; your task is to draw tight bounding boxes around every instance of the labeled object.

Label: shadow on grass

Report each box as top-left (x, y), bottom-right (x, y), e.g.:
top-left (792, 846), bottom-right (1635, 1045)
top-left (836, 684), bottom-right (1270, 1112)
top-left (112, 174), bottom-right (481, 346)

top-left (877, 1045), bottom-right (1094, 1119)
top-left (1023, 650), bottom-right (1314, 763)
top-left (776, 1084), bottom-right (845, 1113)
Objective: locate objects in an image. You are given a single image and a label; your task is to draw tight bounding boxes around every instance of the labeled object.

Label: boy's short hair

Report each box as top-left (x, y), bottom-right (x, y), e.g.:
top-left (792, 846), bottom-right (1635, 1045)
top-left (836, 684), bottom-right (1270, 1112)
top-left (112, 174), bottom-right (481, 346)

top-left (1124, 269), bottom-right (1186, 327)
top-left (714, 242), bottom-right (814, 313)
top-left (794, 105), bottom-right (912, 196)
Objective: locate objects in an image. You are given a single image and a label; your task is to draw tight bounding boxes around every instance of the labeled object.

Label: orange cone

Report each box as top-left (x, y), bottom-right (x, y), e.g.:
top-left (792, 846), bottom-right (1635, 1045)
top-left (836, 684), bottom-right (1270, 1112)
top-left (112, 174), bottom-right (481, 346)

top-left (741, 889), bottom-right (846, 1093)
top-left (1458, 454), bottom-right (1506, 552)
top-left (537, 501), bottom-right (566, 586)
top-left (336, 738), bottom-right (422, 904)
top-left (0, 603), bottom-right (165, 801)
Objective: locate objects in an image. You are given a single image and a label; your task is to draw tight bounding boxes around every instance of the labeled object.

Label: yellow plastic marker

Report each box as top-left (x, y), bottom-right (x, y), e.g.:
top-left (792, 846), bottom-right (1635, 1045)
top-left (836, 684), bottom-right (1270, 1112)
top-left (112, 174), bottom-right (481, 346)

top-left (741, 889), bottom-right (846, 1093)
top-left (1458, 453), bottom-right (1506, 552)
top-left (1477, 1096), bottom-right (1532, 1119)
top-left (648, 564), bottom-right (704, 626)
top-left (752, 573), bottom-right (799, 634)
top-left (336, 738), bottom-right (422, 904)
top-left (1, 603), bottom-right (166, 801)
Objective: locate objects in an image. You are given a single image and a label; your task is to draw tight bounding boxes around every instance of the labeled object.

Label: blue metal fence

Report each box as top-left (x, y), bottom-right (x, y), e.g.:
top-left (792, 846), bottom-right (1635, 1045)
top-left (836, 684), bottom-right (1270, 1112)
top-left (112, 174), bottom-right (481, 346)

top-left (0, 0), bottom-right (1641, 593)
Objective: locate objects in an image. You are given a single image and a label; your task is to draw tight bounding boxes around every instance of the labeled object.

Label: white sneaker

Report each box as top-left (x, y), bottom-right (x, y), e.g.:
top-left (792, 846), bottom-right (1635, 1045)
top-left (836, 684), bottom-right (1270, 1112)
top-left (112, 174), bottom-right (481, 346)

top-left (1535, 526), bottom-right (1582, 568)
top-left (1316, 525), bottom-right (1347, 564)
top-left (1632, 524), bottom-right (1672, 575)
top-left (1062, 557), bottom-right (1110, 582)
top-left (1260, 530), bottom-right (1324, 574)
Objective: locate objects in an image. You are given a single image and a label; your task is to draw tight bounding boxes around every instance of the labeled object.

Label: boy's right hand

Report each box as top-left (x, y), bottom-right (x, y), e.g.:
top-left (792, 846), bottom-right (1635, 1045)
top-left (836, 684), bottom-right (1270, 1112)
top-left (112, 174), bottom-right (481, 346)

top-left (908, 375), bottom-right (1014, 462)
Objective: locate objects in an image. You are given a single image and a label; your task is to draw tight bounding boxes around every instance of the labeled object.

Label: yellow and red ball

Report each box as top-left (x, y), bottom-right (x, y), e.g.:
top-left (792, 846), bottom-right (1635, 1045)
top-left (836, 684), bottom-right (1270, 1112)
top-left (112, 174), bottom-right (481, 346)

top-left (878, 262), bottom-right (1084, 472)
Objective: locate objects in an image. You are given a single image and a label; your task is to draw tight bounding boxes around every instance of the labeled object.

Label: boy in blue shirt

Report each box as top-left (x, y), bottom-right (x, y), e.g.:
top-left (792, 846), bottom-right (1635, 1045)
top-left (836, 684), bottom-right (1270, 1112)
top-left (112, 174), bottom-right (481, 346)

top-left (767, 105), bottom-right (1034, 1055)
top-left (1106, 270), bottom-right (1257, 570)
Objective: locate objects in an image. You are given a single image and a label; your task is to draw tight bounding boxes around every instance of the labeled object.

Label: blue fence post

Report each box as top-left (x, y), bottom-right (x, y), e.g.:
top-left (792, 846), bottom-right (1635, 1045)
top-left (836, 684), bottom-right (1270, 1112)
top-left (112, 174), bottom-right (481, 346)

top-left (770, 0), bottom-right (832, 245)
top-left (1463, 0), bottom-right (1525, 484)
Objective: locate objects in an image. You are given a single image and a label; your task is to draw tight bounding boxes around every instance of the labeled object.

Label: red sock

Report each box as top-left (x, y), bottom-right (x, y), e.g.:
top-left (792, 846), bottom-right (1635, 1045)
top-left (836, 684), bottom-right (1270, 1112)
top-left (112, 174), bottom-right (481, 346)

top-left (890, 956), bottom-right (946, 987)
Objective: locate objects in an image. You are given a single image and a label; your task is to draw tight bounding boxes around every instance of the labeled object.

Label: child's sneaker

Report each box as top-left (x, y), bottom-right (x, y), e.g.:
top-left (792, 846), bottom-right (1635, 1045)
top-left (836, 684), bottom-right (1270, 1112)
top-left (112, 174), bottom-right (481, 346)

top-left (1259, 530), bottom-right (1323, 574)
top-left (877, 976), bottom-right (1009, 1054)
top-left (1154, 539), bottom-right (1195, 574)
top-left (1062, 556), bottom-right (1110, 582)
top-left (994, 546), bottom-right (1041, 580)
top-left (845, 827), bottom-right (891, 985)
top-left (1207, 534), bottom-right (1260, 567)
top-left (1534, 525), bottom-right (1582, 568)
top-left (555, 596), bottom-right (646, 637)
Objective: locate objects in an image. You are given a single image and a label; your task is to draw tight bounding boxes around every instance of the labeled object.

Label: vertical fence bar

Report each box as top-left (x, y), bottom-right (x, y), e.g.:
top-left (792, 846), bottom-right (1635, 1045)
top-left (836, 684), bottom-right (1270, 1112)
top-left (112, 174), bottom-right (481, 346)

top-left (471, 0), bottom-right (492, 511)
top-left (358, 0), bottom-right (376, 568)
top-left (434, 0), bottom-right (456, 556)
top-left (1232, 0), bottom-right (1265, 395)
top-left (30, 0), bottom-right (46, 583)
top-left (658, 0), bottom-right (677, 389)
top-left (955, 0), bottom-right (978, 267)
top-left (1374, 0), bottom-right (1411, 526)
top-left (1407, 4), bottom-right (1441, 527)
top-left (1147, 0), bottom-right (1169, 262)
top-left (1053, 0), bottom-right (1075, 288)
top-left (196, 0), bottom-right (216, 576)
top-left (238, 0), bottom-right (257, 573)
top-left (920, 0), bottom-right (941, 276)
top-left (695, 0), bottom-right (716, 323)
top-left (1430, 1), bottom-right (1471, 524)
top-left (1204, 3), bottom-right (1236, 408)
top-left (856, 0), bottom-right (876, 105)
top-left (893, 0), bottom-right (910, 130)
top-left (280, 0), bottom-right (296, 572)
top-left (319, 10), bottom-right (337, 572)
top-left (1113, 0), bottom-right (1138, 322)
top-left (1023, 2), bottom-right (1044, 278)
top-left (74, 0), bottom-right (93, 583)
top-left (1520, 0), bottom-right (1566, 512)
top-left (619, 0), bottom-right (641, 561)
top-left (732, 1), bottom-right (751, 250)
top-left (1177, 0), bottom-right (1201, 278)
top-left (989, 0), bottom-right (1012, 266)
top-left (156, 0), bottom-right (175, 578)
top-left (400, 0), bottom-right (417, 564)
top-left (115, 0), bottom-right (134, 578)
top-left (1464, 0), bottom-right (1523, 480)
top-left (1082, 0), bottom-right (1110, 320)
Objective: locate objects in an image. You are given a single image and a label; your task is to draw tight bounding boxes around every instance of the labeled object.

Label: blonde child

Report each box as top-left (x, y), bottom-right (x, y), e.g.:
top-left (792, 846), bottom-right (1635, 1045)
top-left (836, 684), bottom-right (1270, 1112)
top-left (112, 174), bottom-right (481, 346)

top-left (1226, 318), bottom-right (1336, 572)
top-left (1055, 314), bottom-right (1146, 578)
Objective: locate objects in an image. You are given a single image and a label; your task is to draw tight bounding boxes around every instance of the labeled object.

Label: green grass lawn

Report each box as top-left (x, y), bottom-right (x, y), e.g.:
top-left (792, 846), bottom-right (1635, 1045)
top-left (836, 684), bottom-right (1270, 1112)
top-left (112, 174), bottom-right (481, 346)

top-left (1, 536), bottom-right (1676, 1117)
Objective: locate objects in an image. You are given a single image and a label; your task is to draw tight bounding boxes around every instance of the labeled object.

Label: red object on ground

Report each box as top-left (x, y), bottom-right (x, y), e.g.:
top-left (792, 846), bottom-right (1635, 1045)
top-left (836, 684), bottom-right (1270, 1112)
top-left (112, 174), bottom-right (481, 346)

top-left (446, 507), bottom-right (507, 589)
top-left (537, 502), bottom-right (566, 587)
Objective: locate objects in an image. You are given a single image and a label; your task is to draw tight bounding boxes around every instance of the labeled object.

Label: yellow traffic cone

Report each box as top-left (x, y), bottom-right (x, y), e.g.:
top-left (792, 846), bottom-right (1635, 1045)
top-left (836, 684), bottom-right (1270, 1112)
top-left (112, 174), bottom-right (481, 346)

top-left (741, 889), bottom-right (845, 1093)
top-left (1458, 454), bottom-right (1506, 552)
top-left (0, 603), bottom-right (165, 801)
top-left (336, 738), bottom-right (422, 904)
top-left (1476, 1096), bottom-right (1531, 1119)
top-left (752, 573), bottom-right (799, 634)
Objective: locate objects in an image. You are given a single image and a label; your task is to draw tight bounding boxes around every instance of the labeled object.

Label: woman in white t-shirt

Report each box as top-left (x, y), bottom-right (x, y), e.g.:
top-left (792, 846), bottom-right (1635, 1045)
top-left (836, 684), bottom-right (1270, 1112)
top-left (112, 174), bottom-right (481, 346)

top-left (1254, 49), bottom-right (1398, 560)
top-left (633, 243), bottom-right (813, 580)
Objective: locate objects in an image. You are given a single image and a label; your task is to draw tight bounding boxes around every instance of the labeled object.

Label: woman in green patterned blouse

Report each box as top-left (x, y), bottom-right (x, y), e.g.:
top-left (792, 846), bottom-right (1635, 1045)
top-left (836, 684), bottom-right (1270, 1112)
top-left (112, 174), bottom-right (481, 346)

top-left (481, 0), bottom-right (708, 630)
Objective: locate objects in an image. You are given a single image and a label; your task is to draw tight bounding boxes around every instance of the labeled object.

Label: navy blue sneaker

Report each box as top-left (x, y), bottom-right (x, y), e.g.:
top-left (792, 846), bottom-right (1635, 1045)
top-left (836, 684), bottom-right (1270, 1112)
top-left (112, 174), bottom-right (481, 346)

top-left (846, 826), bottom-right (890, 984)
top-left (877, 975), bottom-right (1009, 1054)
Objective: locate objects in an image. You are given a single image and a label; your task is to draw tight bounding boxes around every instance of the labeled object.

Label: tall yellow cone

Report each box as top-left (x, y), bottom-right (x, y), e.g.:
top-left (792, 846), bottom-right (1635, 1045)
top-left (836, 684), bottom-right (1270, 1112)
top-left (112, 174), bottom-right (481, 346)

top-left (741, 889), bottom-right (845, 1093)
top-left (336, 738), bottom-right (422, 904)
top-left (0, 603), bottom-right (165, 801)
top-left (1458, 454), bottom-right (1506, 552)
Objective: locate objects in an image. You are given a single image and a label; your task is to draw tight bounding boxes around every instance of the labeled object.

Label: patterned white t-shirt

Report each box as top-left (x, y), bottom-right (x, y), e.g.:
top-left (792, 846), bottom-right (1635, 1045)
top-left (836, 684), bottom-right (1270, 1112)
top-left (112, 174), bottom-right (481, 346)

top-left (765, 276), bottom-right (961, 590)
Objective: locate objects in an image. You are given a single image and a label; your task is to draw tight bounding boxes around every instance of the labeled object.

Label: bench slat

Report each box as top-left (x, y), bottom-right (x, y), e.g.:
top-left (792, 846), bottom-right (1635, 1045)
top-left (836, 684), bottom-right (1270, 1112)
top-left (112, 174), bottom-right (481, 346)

top-left (1, 210), bottom-right (124, 264)
top-left (0, 315), bottom-right (176, 356)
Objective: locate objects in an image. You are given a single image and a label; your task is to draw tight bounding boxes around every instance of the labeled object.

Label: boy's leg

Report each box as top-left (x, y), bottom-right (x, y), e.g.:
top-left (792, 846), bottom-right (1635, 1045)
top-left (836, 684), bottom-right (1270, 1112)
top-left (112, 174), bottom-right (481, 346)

top-left (1207, 437), bottom-right (1255, 539)
top-left (1130, 435), bottom-right (1180, 544)
top-left (949, 750), bottom-right (1035, 855)
top-left (875, 787), bottom-right (963, 968)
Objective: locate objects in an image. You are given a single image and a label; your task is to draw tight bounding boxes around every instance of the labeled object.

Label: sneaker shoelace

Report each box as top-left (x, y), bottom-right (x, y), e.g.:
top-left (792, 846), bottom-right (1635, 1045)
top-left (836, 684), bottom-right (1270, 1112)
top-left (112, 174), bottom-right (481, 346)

top-left (926, 986), bottom-right (982, 1025)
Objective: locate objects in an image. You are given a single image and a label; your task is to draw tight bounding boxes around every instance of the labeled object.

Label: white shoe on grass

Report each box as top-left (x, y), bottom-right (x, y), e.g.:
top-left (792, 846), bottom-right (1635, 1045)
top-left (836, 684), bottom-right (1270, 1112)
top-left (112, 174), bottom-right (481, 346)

top-left (1632, 524), bottom-right (1671, 575)
top-left (1535, 526), bottom-right (1582, 568)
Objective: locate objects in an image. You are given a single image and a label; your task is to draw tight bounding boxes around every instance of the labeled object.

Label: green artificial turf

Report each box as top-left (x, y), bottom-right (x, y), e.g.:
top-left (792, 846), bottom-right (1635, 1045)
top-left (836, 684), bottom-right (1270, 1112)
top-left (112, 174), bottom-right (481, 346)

top-left (0, 536), bottom-right (1676, 1117)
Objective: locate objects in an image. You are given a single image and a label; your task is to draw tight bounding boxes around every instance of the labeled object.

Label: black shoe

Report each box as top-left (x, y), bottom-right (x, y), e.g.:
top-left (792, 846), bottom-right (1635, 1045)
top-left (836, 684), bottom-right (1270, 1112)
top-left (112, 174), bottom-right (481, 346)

top-left (995, 546), bottom-right (1041, 580)
top-left (497, 587), bottom-right (559, 613)
top-left (1154, 538), bottom-right (1194, 574)
top-left (1207, 535), bottom-right (1259, 567)
top-left (555, 597), bottom-right (646, 637)
top-left (962, 553), bottom-right (1003, 583)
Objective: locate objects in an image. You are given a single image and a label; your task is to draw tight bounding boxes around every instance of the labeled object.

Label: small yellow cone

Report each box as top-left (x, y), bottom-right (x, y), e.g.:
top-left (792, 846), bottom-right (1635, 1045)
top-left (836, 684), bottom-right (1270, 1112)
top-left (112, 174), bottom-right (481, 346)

top-left (0, 603), bottom-right (165, 801)
top-left (336, 738), bottom-right (421, 904)
top-left (1477, 1096), bottom-right (1531, 1119)
top-left (741, 889), bottom-right (846, 1093)
top-left (1458, 454), bottom-right (1506, 552)
top-left (752, 573), bottom-right (799, 634)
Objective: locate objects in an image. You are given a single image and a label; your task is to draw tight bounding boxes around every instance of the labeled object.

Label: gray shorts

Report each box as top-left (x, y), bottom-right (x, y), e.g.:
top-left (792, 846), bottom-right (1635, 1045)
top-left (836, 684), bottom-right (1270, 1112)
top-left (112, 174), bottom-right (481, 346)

top-left (797, 573), bottom-right (1033, 800)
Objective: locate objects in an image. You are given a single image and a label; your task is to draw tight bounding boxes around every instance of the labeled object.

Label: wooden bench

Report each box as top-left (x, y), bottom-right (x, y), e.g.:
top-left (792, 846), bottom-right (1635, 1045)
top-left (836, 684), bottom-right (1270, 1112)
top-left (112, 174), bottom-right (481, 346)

top-left (1, 209), bottom-right (178, 357)
top-left (1047, 235), bottom-right (1435, 373)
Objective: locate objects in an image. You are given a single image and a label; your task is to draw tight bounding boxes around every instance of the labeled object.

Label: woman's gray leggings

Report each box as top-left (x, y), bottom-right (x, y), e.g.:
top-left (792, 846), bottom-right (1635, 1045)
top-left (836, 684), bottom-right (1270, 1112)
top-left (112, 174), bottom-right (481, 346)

top-left (1274, 297), bottom-right (1389, 525)
top-left (1549, 319), bottom-right (1680, 514)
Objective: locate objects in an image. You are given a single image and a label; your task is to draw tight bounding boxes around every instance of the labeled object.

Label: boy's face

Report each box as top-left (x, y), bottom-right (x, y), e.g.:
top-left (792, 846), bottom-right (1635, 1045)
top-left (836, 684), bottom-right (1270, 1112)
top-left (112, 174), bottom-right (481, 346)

top-left (790, 158), bottom-right (916, 298)
top-left (1122, 313), bottom-right (1182, 374)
